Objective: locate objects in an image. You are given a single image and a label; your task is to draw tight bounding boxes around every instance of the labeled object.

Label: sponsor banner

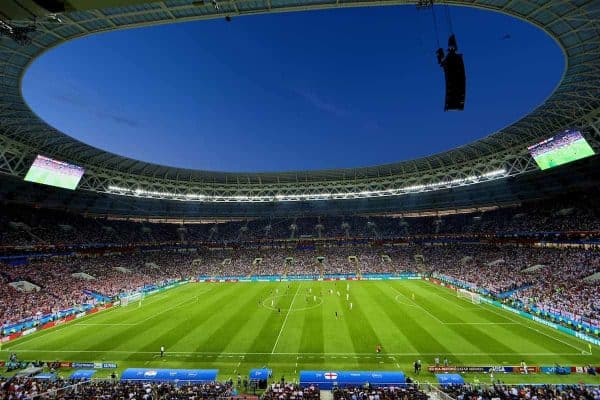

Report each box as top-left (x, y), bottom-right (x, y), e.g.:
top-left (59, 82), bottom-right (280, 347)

top-left (436, 374), bottom-right (465, 386)
top-left (21, 327), bottom-right (37, 336)
top-left (1, 303), bottom-right (115, 343)
top-left (428, 366), bottom-right (506, 373)
top-left (59, 362), bottom-right (72, 368)
top-left (300, 370), bottom-right (406, 390)
top-left (540, 366), bottom-right (570, 375)
top-left (573, 331), bottom-right (600, 346)
top-left (426, 279), bottom-right (600, 347)
top-left (73, 362), bottom-right (116, 369)
top-left (200, 274), bottom-right (419, 283)
top-left (249, 368), bottom-right (272, 380)
top-left (514, 366), bottom-right (539, 374)
top-left (427, 366), bottom-right (539, 373)
top-left (40, 321), bottom-right (55, 330)
top-left (92, 362), bottom-right (118, 369)
top-left (72, 362), bottom-right (95, 369)
top-left (121, 368), bottom-right (218, 382)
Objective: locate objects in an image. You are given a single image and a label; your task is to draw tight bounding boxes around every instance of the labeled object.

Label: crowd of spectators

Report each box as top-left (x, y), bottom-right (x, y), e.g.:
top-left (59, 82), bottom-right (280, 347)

top-left (0, 241), bottom-right (598, 333)
top-left (423, 244), bottom-right (600, 324)
top-left (440, 383), bottom-right (600, 400)
top-left (262, 382), bottom-right (320, 400)
top-left (333, 384), bottom-right (428, 400)
top-left (2, 192), bottom-right (599, 248)
top-left (0, 191), bottom-right (599, 334)
top-left (0, 251), bottom-right (199, 328)
top-left (0, 377), bottom-right (235, 399)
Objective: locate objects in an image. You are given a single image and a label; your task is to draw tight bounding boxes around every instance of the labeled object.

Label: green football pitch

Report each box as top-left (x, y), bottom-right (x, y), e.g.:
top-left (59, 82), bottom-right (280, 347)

top-left (3, 280), bottom-right (599, 384)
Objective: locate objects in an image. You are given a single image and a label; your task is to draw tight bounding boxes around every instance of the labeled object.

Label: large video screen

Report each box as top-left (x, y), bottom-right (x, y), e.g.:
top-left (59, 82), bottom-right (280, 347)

top-left (528, 130), bottom-right (595, 170)
top-left (24, 155), bottom-right (85, 190)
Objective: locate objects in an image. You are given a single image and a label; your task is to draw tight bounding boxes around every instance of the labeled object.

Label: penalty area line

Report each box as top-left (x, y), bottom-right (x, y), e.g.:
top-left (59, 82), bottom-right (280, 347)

top-left (387, 283), bottom-right (445, 324)
top-left (476, 302), bottom-right (588, 353)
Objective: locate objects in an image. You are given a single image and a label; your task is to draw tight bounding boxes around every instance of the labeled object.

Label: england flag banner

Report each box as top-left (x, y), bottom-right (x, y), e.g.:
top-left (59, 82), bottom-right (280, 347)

top-left (300, 370), bottom-right (405, 389)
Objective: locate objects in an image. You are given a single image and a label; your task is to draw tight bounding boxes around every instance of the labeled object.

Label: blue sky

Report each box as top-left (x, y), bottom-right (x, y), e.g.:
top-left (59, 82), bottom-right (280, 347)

top-left (23, 5), bottom-right (563, 172)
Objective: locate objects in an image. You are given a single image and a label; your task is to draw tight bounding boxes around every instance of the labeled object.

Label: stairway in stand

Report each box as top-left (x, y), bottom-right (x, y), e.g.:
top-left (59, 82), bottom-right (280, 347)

top-left (321, 390), bottom-right (333, 400)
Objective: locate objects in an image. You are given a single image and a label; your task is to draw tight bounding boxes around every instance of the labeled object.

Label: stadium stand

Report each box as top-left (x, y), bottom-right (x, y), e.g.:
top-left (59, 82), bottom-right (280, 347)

top-left (439, 383), bottom-right (600, 400)
top-left (263, 382), bottom-right (321, 400)
top-left (333, 384), bottom-right (428, 400)
top-left (0, 377), bottom-right (235, 399)
top-left (0, 191), bottom-right (598, 337)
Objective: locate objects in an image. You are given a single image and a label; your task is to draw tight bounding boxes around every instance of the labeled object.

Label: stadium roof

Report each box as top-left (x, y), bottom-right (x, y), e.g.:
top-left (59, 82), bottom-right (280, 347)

top-left (0, 0), bottom-right (599, 204)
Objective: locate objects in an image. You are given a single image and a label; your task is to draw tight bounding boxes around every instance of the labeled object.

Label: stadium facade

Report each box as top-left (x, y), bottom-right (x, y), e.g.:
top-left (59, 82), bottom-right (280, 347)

top-left (0, 0), bottom-right (599, 217)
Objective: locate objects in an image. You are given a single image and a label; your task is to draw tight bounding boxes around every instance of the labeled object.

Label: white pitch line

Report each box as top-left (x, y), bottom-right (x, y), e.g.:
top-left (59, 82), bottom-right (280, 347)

top-left (387, 284), bottom-right (445, 324)
top-left (443, 322), bottom-right (518, 325)
top-left (271, 284), bottom-right (301, 354)
top-left (418, 284), bottom-right (466, 309)
top-left (134, 287), bottom-right (214, 324)
top-left (476, 302), bottom-right (587, 353)
top-left (76, 323), bottom-right (136, 326)
top-left (5, 349), bottom-right (586, 356)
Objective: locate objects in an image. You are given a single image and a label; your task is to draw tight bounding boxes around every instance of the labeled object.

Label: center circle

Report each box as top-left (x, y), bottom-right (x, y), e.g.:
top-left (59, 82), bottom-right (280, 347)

top-left (261, 294), bottom-right (323, 312)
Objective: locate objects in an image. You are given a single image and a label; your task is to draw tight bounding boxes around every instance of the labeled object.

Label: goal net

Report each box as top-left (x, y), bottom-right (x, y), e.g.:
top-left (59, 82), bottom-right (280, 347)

top-left (120, 292), bottom-right (143, 307)
top-left (457, 288), bottom-right (481, 304)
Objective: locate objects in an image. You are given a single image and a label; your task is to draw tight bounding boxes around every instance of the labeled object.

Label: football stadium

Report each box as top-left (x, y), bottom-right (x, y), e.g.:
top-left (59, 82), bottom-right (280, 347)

top-left (0, 0), bottom-right (600, 398)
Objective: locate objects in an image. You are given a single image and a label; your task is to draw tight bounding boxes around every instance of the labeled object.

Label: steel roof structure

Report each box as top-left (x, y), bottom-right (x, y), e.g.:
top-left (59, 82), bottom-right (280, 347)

top-left (0, 0), bottom-right (599, 205)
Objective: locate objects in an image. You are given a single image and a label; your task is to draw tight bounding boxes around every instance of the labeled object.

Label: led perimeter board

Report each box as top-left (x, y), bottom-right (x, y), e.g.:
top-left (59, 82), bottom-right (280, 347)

top-left (24, 155), bottom-right (85, 190)
top-left (528, 130), bottom-right (595, 170)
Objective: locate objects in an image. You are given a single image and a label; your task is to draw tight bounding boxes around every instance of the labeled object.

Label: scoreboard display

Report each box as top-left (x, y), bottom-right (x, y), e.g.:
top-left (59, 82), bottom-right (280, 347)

top-left (528, 130), bottom-right (595, 170)
top-left (24, 155), bottom-right (85, 190)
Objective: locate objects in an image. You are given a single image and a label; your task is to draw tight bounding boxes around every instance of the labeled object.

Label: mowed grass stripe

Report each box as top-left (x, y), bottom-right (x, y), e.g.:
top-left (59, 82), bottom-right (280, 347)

top-left (412, 282), bottom-right (578, 362)
top-left (321, 283), bottom-right (357, 355)
top-left (374, 283), bottom-right (457, 357)
top-left (418, 280), bottom-right (589, 354)
top-left (298, 282), bottom-right (325, 354)
top-left (333, 283), bottom-right (382, 369)
top-left (119, 283), bottom-right (243, 361)
top-left (350, 283), bottom-right (418, 355)
top-left (222, 284), bottom-right (292, 352)
top-left (407, 283), bottom-right (529, 360)
top-left (191, 283), bottom-right (276, 355)
top-left (247, 283), bottom-right (301, 354)
top-left (2, 280), bottom-right (598, 383)
top-left (415, 281), bottom-right (590, 364)
top-left (6, 284), bottom-right (203, 352)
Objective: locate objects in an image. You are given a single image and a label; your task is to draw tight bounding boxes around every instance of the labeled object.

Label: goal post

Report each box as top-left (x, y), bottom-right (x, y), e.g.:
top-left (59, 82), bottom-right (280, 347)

top-left (457, 288), bottom-right (481, 304)
top-left (119, 292), bottom-right (143, 307)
